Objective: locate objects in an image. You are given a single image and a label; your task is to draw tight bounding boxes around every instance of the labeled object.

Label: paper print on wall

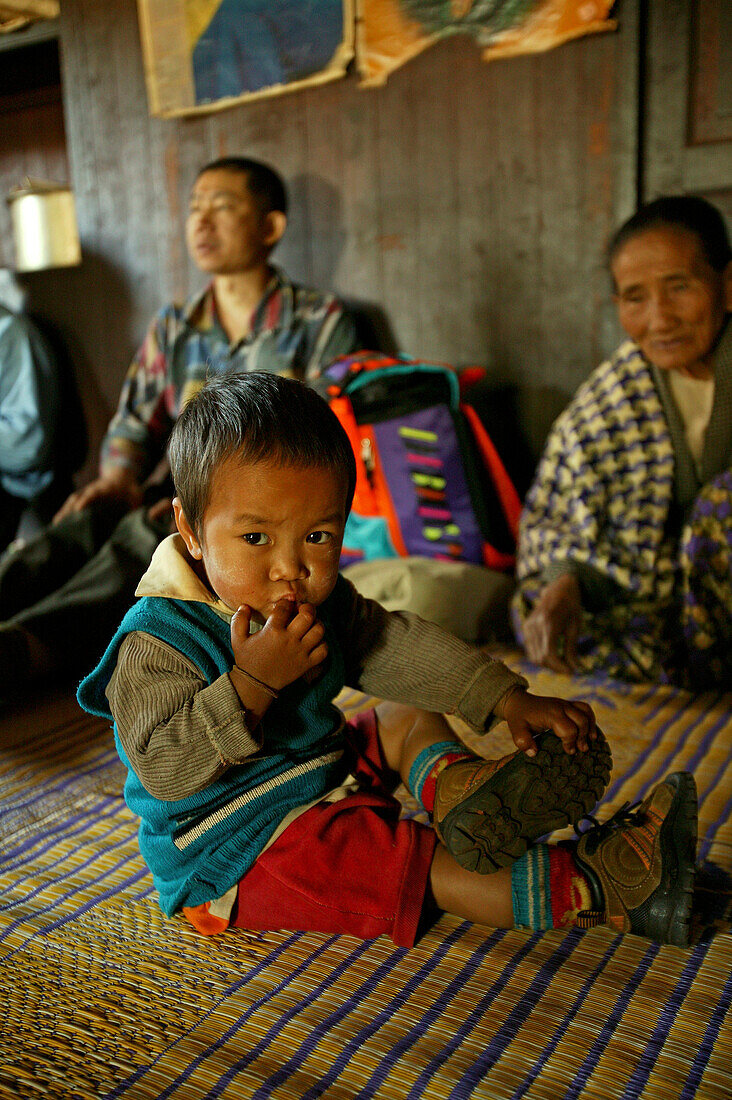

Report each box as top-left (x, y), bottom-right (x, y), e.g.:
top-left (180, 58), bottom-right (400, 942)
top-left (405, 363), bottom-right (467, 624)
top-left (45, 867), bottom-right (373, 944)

top-left (356, 0), bottom-right (616, 86)
top-left (137, 0), bottom-right (355, 117)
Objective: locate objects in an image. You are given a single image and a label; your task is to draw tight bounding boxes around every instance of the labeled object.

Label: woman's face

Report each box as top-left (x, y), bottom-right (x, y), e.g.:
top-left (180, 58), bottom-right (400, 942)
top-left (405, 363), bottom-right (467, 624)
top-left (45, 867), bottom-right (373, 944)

top-left (612, 226), bottom-right (732, 379)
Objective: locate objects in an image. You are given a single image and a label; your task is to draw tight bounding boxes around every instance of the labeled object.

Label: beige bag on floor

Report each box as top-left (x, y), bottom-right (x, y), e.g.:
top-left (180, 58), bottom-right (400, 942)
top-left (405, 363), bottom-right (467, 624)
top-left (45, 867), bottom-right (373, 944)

top-left (343, 556), bottom-right (515, 644)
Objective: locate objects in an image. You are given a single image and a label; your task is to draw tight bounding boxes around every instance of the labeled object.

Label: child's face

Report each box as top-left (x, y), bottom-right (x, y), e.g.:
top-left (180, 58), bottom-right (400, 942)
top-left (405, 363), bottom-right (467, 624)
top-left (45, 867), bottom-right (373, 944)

top-left (174, 457), bottom-right (348, 620)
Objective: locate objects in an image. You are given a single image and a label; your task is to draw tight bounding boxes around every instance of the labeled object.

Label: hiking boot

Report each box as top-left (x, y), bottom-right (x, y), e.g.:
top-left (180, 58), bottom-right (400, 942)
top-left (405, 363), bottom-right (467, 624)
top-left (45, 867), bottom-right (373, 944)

top-left (433, 729), bottom-right (612, 874)
top-left (573, 771), bottom-right (697, 946)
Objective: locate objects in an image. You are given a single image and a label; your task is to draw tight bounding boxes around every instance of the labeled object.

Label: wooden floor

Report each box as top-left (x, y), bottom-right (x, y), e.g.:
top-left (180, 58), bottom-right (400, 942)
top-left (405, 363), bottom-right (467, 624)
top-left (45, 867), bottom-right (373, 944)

top-left (1, 658), bottom-right (731, 1099)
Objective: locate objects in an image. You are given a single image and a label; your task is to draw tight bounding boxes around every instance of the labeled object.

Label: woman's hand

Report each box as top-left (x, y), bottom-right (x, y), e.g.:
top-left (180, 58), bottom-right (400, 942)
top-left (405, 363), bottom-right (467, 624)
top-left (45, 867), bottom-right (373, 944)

top-left (523, 574), bottom-right (583, 674)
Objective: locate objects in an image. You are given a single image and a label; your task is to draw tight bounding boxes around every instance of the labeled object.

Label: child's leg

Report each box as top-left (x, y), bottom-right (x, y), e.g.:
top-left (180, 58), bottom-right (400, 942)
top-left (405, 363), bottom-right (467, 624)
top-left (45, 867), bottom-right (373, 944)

top-left (374, 701), bottom-right (612, 875)
top-left (430, 849), bottom-right (515, 927)
top-left (429, 842), bottom-right (590, 931)
top-left (429, 771), bottom-right (698, 947)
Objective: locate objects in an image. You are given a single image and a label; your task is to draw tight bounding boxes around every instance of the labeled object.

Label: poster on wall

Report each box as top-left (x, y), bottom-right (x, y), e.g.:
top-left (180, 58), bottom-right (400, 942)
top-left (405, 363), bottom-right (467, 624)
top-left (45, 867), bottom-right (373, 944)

top-left (356, 0), bottom-right (616, 86)
top-left (137, 0), bottom-right (355, 117)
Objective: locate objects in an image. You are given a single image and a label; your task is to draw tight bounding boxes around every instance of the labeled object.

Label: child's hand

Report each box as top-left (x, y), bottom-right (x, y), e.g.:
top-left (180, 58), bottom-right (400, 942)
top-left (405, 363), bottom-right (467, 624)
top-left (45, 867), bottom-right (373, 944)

top-left (231, 599), bottom-right (328, 692)
top-left (501, 688), bottom-right (597, 757)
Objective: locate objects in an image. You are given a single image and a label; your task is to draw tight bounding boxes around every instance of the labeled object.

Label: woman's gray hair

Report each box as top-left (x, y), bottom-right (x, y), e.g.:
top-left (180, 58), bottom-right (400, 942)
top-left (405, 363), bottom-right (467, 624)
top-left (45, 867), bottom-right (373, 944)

top-left (608, 195), bottom-right (732, 275)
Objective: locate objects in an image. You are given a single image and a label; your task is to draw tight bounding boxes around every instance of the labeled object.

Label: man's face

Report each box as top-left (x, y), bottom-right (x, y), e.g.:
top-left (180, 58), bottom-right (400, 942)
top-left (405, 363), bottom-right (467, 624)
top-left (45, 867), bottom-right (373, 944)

top-left (612, 226), bottom-right (731, 378)
top-left (185, 169), bottom-right (281, 276)
top-left (175, 457), bottom-right (347, 621)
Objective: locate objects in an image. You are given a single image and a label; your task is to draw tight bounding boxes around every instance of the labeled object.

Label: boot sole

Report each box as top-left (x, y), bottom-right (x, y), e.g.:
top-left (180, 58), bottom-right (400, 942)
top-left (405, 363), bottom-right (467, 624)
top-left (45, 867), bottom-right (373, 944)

top-left (634, 772), bottom-right (697, 947)
top-left (439, 728), bottom-right (613, 874)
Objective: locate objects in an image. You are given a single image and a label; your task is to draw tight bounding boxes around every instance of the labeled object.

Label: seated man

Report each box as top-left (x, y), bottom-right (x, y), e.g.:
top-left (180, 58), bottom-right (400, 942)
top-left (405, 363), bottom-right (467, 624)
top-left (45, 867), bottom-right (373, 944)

top-left (514, 195), bottom-right (732, 690)
top-left (0, 281), bottom-right (63, 552)
top-left (0, 156), bottom-right (359, 692)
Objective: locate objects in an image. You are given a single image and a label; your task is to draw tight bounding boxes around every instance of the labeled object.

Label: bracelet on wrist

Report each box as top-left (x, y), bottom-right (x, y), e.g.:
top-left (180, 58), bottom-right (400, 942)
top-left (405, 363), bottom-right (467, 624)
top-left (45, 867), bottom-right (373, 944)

top-left (233, 665), bottom-right (279, 700)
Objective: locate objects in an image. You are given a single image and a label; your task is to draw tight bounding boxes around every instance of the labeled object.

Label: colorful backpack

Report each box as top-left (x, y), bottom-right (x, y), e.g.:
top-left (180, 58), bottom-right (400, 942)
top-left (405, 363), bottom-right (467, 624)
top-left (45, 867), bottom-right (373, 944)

top-left (316, 352), bottom-right (522, 571)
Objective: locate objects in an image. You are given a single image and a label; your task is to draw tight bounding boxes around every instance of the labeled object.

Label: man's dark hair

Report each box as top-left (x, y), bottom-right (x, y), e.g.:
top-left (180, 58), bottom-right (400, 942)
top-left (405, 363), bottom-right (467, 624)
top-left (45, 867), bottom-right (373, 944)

top-left (196, 156), bottom-right (288, 216)
top-left (608, 194), bottom-right (732, 275)
top-left (169, 371), bottom-right (356, 536)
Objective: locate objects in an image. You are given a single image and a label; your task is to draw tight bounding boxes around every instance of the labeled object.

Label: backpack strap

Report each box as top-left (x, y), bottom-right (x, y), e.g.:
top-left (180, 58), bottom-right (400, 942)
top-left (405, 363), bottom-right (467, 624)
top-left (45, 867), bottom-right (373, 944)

top-left (328, 393), bottom-right (408, 556)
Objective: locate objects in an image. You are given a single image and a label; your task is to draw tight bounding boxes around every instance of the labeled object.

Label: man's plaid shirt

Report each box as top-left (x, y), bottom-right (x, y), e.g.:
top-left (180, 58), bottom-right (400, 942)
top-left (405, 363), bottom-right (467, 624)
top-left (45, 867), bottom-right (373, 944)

top-left (101, 267), bottom-right (358, 482)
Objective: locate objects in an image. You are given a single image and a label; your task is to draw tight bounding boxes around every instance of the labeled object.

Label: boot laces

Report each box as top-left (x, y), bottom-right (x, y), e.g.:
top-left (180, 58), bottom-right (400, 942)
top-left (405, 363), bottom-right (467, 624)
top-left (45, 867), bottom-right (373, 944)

top-left (573, 800), bottom-right (648, 924)
top-left (574, 799), bottom-right (645, 842)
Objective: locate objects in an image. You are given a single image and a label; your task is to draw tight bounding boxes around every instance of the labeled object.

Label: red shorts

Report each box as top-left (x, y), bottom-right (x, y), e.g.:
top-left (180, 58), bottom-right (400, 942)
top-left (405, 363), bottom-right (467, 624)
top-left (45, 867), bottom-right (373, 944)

top-left (231, 709), bottom-right (438, 947)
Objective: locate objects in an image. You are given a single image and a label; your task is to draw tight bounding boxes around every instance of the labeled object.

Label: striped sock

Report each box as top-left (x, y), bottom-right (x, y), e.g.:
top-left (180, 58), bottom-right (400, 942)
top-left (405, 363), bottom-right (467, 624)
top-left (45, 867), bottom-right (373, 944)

top-left (511, 844), bottom-right (594, 930)
top-left (408, 740), bottom-right (473, 814)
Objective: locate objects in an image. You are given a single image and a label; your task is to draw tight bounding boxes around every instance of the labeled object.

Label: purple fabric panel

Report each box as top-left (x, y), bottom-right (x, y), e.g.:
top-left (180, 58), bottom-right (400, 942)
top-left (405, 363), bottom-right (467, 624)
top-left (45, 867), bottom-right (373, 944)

top-left (323, 354), bottom-right (363, 385)
top-left (373, 405), bottom-right (483, 563)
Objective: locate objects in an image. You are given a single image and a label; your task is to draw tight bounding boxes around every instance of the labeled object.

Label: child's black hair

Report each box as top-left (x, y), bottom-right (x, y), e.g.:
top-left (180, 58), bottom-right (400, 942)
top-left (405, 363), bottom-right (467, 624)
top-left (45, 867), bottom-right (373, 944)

top-left (169, 371), bottom-right (357, 536)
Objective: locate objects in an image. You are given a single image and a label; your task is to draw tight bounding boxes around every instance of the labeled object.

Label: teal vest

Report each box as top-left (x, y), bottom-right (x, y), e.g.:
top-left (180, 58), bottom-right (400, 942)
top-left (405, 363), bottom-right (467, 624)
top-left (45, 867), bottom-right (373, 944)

top-left (78, 584), bottom-right (349, 915)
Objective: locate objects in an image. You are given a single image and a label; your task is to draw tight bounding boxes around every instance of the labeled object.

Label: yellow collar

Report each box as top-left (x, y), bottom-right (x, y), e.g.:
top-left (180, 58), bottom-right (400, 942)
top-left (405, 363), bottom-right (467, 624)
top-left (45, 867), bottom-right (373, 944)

top-left (135, 534), bottom-right (234, 620)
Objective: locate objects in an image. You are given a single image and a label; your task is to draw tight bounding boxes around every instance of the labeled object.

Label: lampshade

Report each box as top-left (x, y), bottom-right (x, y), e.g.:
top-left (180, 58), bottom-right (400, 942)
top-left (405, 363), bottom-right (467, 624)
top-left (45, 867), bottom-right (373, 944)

top-left (6, 178), bottom-right (82, 272)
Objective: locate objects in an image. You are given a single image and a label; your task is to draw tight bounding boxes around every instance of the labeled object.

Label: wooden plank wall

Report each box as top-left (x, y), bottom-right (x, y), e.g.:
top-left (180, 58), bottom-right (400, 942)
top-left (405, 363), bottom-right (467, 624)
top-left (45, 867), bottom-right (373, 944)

top-left (0, 88), bottom-right (68, 213)
top-left (6, 0), bottom-right (640, 484)
top-left (0, 35), bottom-right (69, 265)
top-left (644, 0), bottom-right (732, 223)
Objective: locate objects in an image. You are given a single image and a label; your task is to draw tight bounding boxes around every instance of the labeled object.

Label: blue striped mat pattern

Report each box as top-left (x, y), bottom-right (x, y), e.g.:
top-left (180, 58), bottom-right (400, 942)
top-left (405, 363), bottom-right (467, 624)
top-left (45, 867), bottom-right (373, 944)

top-left (0, 659), bottom-right (730, 1099)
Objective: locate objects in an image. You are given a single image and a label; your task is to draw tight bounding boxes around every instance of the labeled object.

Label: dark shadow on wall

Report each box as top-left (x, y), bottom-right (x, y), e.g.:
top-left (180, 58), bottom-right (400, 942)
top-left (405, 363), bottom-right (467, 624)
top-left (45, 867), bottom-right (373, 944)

top-left (26, 312), bottom-right (88, 487)
top-left (19, 250), bottom-right (134, 487)
top-left (283, 172), bottom-right (399, 356)
top-left (514, 383), bottom-right (576, 477)
top-left (463, 377), bottom-right (551, 502)
top-left (344, 298), bottom-right (399, 356)
top-left (471, 366), bottom-right (575, 496)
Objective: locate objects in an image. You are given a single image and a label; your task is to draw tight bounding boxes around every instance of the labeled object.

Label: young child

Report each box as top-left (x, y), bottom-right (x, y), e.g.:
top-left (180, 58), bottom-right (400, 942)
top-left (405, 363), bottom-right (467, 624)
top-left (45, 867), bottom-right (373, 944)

top-left (78, 372), bottom-right (698, 948)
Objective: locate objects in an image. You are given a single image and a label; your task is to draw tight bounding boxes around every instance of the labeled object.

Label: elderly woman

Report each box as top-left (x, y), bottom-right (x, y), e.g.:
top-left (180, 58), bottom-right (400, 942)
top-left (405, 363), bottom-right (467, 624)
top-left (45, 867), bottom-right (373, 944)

top-left (514, 195), bottom-right (732, 689)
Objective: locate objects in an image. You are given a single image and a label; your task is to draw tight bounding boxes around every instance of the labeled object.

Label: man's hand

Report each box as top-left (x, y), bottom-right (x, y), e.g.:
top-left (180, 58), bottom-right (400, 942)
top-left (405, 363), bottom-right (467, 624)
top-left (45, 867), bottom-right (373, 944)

top-left (231, 599), bottom-right (328, 692)
top-left (502, 687), bottom-right (597, 757)
top-left (53, 471), bottom-right (144, 523)
top-left (523, 573), bottom-right (583, 674)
